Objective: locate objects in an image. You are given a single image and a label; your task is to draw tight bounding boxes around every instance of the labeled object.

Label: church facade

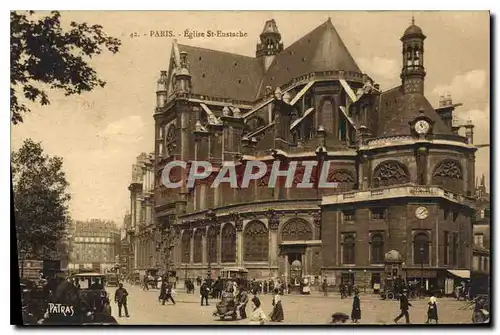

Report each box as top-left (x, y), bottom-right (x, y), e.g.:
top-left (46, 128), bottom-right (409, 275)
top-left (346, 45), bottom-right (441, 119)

top-left (144, 18), bottom-right (478, 289)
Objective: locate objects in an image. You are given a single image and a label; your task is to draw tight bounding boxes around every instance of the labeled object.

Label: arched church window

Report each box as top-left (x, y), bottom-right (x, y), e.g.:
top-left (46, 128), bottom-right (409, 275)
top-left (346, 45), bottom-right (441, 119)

top-left (414, 49), bottom-right (420, 66)
top-left (207, 225), bottom-right (218, 263)
top-left (181, 230), bottom-right (191, 263)
top-left (372, 160), bottom-right (410, 188)
top-left (193, 229), bottom-right (203, 263)
top-left (406, 47), bottom-right (413, 66)
top-left (281, 218), bottom-right (313, 241)
top-left (327, 169), bottom-right (355, 192)
top-left (243, 221), bottom-right (269, 262)
top-left (221, 223), bottom-right (236, 263)
top-left (432, 159), bottom-right (463, 193)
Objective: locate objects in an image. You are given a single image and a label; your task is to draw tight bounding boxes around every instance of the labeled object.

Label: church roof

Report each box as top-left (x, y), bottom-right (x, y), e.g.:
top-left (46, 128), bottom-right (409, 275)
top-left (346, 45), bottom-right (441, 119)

top-left (377, 86), bottom-right (451, 137)
top-left (177, 44), bottom-right (263, 102)
top-left (261, 19), bottom-right (280, 36)
top-left (258, 18), bottom-right (361, 96)
top-left (402, 24), bottom-right (424, 38)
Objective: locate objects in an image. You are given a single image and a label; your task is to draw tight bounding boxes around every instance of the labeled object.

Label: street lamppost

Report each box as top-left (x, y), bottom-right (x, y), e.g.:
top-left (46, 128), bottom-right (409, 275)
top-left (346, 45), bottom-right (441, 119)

top-left (205, 210), bottom-right (216, 286)
top-left (363, 269), bottom-right (367, 293)
top-left (420, 246), bottom-right (424, 298)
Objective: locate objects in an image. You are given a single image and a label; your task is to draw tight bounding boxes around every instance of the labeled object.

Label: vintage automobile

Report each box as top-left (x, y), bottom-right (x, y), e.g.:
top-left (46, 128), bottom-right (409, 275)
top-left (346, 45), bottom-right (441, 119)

top-left (220, 267), bottom-right (249, 290)
top-left (106, 273), bottom-right (120, 287)
top-left (213, 291), bottom-right (238, 321)
top-left (71, 272), bottom-right (112, 315)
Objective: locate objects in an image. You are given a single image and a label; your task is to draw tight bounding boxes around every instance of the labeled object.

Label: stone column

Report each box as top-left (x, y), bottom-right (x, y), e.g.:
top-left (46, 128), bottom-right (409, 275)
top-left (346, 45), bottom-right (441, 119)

top-left (266, 210), bottom-right (280, 276)
top-left (189, 229), bottom-right (194, 264)
top-left (312, 211), bottom-right (321, 240)
top-left (232, 213), bottom-right (244, 266)
top-left (416, 146), bottom-right (429, 185)
top-left (201, 228), bottom-right (207, 265)
top-left (217, 224), bottom-right (222, 266)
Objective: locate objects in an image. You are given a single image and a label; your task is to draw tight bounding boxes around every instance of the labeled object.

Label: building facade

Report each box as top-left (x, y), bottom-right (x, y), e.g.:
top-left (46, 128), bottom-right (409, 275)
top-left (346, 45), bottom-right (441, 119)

top-left (69, 219), bottom-right (121, 272)
top-left (472, 175), bottom-right (490, 275)
top-left (146, 18), bottom-right (480, 287)
top-left (127, 153), bottom-right (157, 273)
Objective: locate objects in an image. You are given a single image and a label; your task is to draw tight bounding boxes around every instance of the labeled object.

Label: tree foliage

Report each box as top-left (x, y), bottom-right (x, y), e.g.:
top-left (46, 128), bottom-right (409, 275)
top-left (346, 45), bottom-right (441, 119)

top-left (13, 139), bottom-right (72, 259)
top-left (10, 10), bottom-right (121, 124)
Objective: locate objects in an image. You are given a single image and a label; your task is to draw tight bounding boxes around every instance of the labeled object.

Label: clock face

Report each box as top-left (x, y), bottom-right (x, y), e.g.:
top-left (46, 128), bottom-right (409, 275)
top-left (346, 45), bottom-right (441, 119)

top-left (415, 120), bottom-right (430, 135)
top-left (415, 206), bottom-right (429, 220)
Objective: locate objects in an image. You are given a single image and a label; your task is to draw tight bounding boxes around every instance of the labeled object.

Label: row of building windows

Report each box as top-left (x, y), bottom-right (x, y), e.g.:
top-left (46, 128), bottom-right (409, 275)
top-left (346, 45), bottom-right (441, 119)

top-left (74, 237), bottom-right (113, 243)
top-left (341, 231), bottom-right (461, 266)
top-left (472, 255), bottom-right (489, 272)
top-left (342, 207), bottom-right (462, 222)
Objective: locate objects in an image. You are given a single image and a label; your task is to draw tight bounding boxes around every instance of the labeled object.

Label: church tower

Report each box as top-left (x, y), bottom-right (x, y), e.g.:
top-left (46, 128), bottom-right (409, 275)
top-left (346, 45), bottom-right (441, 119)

top-left (400, 17), bottom-right (426, 94)
top-left (256, 19), bottom-right (283, 71)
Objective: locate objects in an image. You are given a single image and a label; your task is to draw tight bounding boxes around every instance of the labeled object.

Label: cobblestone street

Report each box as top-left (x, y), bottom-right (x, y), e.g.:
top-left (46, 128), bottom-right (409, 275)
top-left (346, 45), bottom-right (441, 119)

top-left (109, 284), bottom-right (473, 325)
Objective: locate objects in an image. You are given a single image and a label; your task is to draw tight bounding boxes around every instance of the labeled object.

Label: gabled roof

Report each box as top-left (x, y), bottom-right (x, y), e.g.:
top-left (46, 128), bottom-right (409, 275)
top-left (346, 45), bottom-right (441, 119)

top-left (377, 86), bottom-right (452, 137)
top-left (259, 18), bottom-right (361, 96)
top-left (177, 44), bottom-right (263, 102)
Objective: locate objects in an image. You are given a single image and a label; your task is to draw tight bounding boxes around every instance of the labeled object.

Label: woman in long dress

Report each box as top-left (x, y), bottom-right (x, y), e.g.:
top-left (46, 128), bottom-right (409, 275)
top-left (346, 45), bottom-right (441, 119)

top-left (426, 296), bottom-right (438, 324)
top-left (351, 291), bottom-right (361, 323)
top-left (269, 288), bottom-right (284, 322)
top-left (248, 296), bottom-right (269, 325)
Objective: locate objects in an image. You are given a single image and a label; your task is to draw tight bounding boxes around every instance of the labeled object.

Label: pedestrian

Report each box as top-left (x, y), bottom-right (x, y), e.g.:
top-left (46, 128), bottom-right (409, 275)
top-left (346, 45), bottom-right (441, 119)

top-left (162, 283), bottom-right (176, 305)
top-left (114, 283), bottom-right (129, 318)
top-left (200, 281), bottom-right (210, 306)
top-left (269, 288), bottom-right (284, 322)
top-left (394, 289), bottom-right (412, 324)
top-left (263, 280), bottom-right (268, 295)
top-left (322, 279), bottom-right (328, 296)
top-left (351, 290), bottom-right (361, 323)
top-left (159, 279), bottom-right (166, 303)
top-left (426, 296), bottom-right (438, 324)
top-left (236, 285), bottom-right (249, 319)
top-left (248, 296), bottom-right (269, 325)
top-left (142, 275), bottom-right (149, 291)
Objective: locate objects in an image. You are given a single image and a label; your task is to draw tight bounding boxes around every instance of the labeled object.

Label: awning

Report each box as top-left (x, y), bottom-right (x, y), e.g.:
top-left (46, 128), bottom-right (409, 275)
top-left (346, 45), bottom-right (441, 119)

top-left (339, 106), bottom-right (356, 127)
top-left (447, 270), bottom-right (470, 279)
top-left (290, 108), bottom-right (314, 130)
top-left (339, 78), bottom-right (358, 103)
top-left (289, 81), bottom-right (315, 106)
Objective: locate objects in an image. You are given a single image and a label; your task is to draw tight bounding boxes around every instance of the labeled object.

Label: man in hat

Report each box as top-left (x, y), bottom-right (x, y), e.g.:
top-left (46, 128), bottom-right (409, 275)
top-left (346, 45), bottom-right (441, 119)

top-left (236, 285), bottom-right (249, 319)
top-left (394, 289), bottom-right (412, 324)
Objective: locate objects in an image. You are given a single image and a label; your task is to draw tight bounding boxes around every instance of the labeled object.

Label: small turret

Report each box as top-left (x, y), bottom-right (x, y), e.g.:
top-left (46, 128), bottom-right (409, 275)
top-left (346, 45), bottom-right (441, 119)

top-left (256, 19), bottom-right (284, 71)
top-left (400, 16), bottom-right (426, 95)
top-left (156, 71), bottom-right (168, 108)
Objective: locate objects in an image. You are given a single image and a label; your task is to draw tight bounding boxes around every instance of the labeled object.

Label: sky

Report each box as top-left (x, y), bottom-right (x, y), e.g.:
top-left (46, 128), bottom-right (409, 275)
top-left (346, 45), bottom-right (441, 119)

top-left (10, 11), bottom-right (490, 226)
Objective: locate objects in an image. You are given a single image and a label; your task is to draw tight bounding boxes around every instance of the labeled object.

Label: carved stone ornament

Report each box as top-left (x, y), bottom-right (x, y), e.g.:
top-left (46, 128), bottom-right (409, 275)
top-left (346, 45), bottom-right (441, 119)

top-left (281, 218), bottom-right (313, 241)
top-left (433, 160), bottom-right (463, 179)
top-left (373, 160), bottom-right (410, 187)
top-left (266, 209), bottom-right (280, 230)
top-left (229, 212), bottom-right (244, 231)
top-left (312, 211), bottom-right (321, 228)
top-left (328, 169), bottom-right (355, 183)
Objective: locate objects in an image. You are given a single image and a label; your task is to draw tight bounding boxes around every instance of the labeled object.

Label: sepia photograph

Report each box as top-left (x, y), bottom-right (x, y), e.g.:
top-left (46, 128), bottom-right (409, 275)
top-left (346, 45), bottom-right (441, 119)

top-left (11, 10), bottom-right (490, 326)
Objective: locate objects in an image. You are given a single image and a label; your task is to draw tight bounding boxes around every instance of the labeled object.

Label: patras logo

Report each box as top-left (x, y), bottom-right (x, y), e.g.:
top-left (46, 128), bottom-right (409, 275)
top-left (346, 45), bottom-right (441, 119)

top-left (161, 160), bottom-right (339, 189)
top-left (48, 303), bottom-right (75, 316)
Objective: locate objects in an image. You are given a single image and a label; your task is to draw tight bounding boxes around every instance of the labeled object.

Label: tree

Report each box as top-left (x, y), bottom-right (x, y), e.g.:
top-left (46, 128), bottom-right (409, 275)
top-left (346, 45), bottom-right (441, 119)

top-left (12, 139), bottom-right (72, 259)
top-left (10, 10), bottom-right (121, 124)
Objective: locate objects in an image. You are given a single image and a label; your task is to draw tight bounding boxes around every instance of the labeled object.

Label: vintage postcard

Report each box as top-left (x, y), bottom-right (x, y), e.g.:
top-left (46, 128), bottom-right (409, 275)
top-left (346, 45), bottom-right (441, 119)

top-left (12, 10), bottom-right (490, 326)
